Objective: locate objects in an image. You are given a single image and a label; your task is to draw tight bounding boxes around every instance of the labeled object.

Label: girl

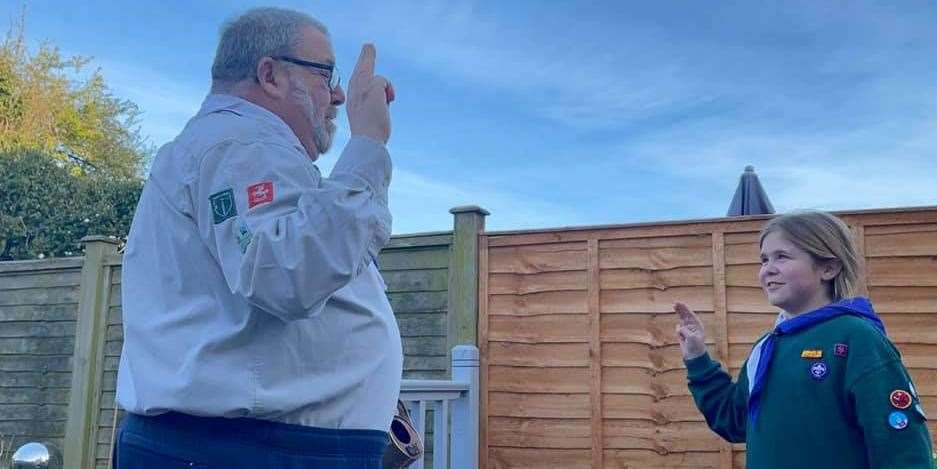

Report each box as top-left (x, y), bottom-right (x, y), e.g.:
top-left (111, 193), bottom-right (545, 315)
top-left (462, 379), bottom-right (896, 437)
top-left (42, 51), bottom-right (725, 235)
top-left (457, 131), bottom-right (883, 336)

top-left (675, 211), bottom-right (932, 468)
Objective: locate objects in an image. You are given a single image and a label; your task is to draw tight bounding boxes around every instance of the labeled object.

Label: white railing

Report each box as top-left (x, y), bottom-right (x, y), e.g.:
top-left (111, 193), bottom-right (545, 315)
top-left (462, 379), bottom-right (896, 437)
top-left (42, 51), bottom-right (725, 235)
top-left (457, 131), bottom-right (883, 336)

top-left (400, 345), bottom-right (479, 469)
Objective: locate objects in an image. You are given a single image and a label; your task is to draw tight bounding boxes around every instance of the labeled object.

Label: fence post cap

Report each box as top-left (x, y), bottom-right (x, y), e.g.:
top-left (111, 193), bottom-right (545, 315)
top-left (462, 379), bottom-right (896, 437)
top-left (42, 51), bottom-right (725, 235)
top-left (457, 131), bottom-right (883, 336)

top-left (449, 205), bottom-right (490, 216)
top-left (451, 345), bottom-right (479, 361)
top-left (80, 235), bottom-right (119, 245)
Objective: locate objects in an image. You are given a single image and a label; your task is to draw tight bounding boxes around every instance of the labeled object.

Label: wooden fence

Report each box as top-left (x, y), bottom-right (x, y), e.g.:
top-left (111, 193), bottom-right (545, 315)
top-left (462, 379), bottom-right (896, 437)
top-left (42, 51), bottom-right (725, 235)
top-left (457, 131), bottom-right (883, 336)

top-left (0, 206), bottom-right (487, 469)
top-left (477, 206), bottom-right (937, 468)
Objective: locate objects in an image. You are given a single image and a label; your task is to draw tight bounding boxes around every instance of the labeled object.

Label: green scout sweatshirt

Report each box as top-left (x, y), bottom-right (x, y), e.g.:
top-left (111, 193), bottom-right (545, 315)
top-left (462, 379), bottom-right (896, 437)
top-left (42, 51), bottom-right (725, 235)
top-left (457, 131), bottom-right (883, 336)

top-left (685, 315), bottom-right (933, 468)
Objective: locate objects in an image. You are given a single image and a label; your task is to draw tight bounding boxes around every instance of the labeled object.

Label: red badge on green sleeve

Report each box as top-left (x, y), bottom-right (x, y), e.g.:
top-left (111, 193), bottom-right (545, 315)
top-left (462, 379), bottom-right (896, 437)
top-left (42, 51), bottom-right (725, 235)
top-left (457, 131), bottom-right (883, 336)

top-left (890, 389), bottom-right (912, 409)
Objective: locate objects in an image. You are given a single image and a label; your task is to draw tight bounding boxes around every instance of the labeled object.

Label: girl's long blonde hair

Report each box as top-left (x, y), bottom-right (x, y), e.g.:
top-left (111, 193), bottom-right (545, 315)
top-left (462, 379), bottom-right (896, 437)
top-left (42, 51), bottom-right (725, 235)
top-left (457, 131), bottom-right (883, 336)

top-left (759, 210), bottom-right (864, 301)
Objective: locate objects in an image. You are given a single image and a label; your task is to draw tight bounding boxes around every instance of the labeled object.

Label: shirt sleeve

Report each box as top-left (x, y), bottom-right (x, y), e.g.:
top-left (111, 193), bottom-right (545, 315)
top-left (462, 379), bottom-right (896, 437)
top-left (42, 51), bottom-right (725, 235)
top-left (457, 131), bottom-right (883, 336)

top-left (194, 135), bottom-right (392, 321)
top-left (846, 333), bottom-right (933, 468)
top-left (685, 352), bottom-right (749, 443)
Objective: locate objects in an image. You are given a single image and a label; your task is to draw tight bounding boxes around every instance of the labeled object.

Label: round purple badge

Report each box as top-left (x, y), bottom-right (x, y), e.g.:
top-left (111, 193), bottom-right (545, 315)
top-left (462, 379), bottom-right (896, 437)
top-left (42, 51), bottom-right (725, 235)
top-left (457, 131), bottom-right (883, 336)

top-left (809, 362), bottom-right (828, 380)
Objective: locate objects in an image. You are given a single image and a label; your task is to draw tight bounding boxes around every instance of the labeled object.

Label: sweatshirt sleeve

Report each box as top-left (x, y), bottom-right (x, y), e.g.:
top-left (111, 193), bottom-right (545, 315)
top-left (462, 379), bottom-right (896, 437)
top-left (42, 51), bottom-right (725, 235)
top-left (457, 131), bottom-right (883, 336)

top-left (845, 329), bottom-right (933, 469)
top-left (685, 352), bottom-right (750, 443)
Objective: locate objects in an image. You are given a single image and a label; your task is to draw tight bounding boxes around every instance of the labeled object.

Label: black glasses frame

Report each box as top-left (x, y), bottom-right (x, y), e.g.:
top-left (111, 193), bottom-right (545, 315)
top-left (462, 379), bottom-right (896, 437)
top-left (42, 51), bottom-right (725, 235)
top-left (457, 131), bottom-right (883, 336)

top-left (274, 56), bottom-right (340, 91)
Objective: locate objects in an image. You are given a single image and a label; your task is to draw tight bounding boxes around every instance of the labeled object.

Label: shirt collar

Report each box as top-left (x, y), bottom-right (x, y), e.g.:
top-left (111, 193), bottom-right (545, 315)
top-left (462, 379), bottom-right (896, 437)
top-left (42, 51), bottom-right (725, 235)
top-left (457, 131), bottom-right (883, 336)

top-left (197, 93), bottom-right (308, 157)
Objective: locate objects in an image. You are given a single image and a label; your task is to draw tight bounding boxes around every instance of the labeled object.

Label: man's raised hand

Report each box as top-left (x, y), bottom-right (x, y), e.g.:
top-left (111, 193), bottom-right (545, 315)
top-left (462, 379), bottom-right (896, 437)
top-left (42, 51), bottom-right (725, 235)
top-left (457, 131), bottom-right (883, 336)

top-left (347, 44), bottom-right (392, 143)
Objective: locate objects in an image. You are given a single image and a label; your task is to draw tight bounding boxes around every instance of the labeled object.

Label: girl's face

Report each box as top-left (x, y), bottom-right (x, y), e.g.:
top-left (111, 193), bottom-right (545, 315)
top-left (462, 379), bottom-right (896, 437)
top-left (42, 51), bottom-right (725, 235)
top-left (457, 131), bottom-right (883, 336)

top-left (759, 231), bottom-right (837, 316)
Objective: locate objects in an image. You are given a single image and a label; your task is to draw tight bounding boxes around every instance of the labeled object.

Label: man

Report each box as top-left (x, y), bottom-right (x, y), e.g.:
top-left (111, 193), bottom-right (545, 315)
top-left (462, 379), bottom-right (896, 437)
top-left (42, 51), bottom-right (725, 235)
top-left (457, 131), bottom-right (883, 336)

top-left (114, 7), bottom-right (402, 468)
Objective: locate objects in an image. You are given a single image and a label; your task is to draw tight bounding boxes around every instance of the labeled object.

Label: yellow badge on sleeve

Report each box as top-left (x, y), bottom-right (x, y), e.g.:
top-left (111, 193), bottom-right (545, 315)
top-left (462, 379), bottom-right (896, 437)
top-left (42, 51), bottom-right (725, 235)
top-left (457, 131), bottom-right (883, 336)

top-left (801, 349), bottom-right (823, 359)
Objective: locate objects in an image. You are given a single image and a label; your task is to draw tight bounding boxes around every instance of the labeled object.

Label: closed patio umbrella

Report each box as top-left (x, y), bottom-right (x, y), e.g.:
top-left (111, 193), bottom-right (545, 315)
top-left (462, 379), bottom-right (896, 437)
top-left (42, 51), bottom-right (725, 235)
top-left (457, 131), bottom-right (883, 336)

top-left (727, 165), bottom-right (775, 216)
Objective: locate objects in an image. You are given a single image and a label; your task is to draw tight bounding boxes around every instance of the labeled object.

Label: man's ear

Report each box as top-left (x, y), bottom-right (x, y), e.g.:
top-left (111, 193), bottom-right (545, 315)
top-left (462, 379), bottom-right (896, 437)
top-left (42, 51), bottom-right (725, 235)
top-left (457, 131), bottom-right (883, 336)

top-left (821, 259), bottom-right (843, 281)
top-left (256, 57), bottom-right (288, 99)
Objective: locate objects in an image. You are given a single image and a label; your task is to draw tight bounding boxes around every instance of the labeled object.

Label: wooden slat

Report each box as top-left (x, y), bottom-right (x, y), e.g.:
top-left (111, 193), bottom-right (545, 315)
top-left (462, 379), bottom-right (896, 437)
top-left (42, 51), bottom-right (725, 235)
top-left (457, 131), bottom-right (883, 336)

top-left (488, 392), bottom-right (591, 419)
top-left (600, 343), bottom-right (685, 372)
top-left (864, 222), bottom-right (937, 235)
top-left (489, 291), bottom-right (589, 316)
top-left (0, 271), bottom-right (82, 290)
top-left (0, 285), bottom-right (81, 307)
top-left (600, 234), bottom-right (713, 249)
top-left (488, 447), bottom-right (591, 469)
top-left (488, 366), bottom-right (591, 393)
top-left (601, 312), bottom-right (718, 347)
top-left (725, 264), bottom-right (760, 288)
top-left (724, 232), bottom-right (759, 245)
top-left (488, 314), bottom-right (590, 344)
top-left (724, 242), bottom-right (760, 266)
top-left (378, 247), bottom-right (450, 270)
top-left (600, 266), bottom-right (712, 290)
top-left (604, 449), bottom-right (723, 468)
top-left (488, 416), bottom-right (592, 449)
top-left (401, 337), bottom-right (446, 356)
top-left (395, 312), bottom-right (446, 337)
top-left (867, 257), bottom-right (937, 286)
top-left (601, 368), bottom-right (692, 398)
top-left (386, 291), bottom-right (447, 313)
top-left (602, 420), bottom-right (724, 452)
top-left (0, 258), bottom-right (85, 274)
top-left (599, 246), bottom-right (712, 270)
top-left (601, 287), bottom-right (714, 314)
top-left (489, 271), bottom-right (588, 295)
top-left (602, 394), bottom-right (703, 424)
top-left (488, 244), bottom-right (588, 274)
top-left (0, 304), bottom-right (77, 322)
top-left (865, 230), bottom-right (937, 257)
top-left (588, 239), bottom-right (603, 469)
top-left (380, 268), bottom-right (448, 293)
top-left (894, 344), bottom-right (937, 370)
top-left (488, 342), bottom-right (590, 367)
top-left (384, 232), bottom-right (452, 249)
top-left (868, 287), bottom-right (937, 313)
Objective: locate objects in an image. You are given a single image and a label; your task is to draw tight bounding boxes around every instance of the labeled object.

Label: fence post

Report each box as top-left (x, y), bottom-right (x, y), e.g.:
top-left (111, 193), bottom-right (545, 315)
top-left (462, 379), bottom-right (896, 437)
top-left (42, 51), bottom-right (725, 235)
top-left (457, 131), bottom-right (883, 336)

top-left (451, 345), bottom-right (479, 469)
top-left (447, 206), bottom-right (489, 353)
top-left (64, 236), bottom-right (119, 469)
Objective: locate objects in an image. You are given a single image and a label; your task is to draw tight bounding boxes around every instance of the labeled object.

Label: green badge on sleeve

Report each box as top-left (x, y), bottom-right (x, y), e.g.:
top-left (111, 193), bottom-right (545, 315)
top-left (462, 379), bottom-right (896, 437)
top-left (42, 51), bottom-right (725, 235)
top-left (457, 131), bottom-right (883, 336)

top-left (209, 188), bottom-right (237, 224)
top-left (236, 217), bottom-right (253, 253)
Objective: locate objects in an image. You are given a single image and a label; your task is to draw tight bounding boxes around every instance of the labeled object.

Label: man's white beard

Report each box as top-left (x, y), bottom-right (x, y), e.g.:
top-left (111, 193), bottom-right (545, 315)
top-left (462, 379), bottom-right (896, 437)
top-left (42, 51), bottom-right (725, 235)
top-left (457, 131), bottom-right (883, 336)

top-left (290, 75), bottom-right (333, 154)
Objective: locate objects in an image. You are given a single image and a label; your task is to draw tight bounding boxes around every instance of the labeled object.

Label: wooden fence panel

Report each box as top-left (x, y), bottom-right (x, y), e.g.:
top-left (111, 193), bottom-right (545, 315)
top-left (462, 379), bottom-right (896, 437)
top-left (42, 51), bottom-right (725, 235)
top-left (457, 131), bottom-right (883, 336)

top-left (0, 258), bottom-right (83, 455)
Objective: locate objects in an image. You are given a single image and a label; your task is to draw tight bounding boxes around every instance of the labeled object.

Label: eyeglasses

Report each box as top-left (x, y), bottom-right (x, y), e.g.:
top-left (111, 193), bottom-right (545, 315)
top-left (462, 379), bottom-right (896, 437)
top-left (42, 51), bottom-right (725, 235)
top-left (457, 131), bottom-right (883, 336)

top-left (274, 56), bottom-right (341, 92)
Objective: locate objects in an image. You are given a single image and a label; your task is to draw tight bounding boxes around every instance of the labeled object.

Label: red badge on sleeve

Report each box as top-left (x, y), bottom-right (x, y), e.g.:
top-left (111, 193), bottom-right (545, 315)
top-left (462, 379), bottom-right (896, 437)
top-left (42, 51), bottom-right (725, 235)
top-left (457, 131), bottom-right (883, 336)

top-left (890, 390), bottom-right (912, 409)
top-left (247, 182), bottom-right (274, 208)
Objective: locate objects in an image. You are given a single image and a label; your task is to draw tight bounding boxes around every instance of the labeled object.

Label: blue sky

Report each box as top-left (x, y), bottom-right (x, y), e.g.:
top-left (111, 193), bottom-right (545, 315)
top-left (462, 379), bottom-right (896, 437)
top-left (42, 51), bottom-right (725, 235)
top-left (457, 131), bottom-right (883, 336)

top-left (6, 1), bottom-right (937, 234)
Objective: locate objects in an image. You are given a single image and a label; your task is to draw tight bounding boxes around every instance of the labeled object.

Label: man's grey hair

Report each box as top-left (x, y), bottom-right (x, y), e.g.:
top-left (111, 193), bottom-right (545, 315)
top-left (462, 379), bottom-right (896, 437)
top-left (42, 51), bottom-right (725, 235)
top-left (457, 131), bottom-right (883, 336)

top-left (211, 7), bottom-right (328, 90)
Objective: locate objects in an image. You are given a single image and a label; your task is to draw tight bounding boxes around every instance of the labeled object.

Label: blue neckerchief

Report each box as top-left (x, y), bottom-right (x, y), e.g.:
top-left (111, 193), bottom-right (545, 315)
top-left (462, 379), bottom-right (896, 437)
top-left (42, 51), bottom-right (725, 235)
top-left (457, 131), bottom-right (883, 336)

top-left (747, 297), bottom-right (886, 424)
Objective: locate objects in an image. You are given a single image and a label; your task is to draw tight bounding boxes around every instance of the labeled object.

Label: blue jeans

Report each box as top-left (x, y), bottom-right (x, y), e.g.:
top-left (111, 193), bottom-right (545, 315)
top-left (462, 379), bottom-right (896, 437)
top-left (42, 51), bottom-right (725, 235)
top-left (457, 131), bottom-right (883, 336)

top-left (114, 411), bottom-right (388, 468)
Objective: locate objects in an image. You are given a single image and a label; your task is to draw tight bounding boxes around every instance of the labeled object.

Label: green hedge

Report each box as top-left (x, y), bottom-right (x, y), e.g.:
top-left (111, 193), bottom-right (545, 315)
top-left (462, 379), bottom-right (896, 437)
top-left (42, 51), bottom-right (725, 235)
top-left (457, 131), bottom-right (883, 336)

top-left (0, 150), bottom-right (142, 260)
